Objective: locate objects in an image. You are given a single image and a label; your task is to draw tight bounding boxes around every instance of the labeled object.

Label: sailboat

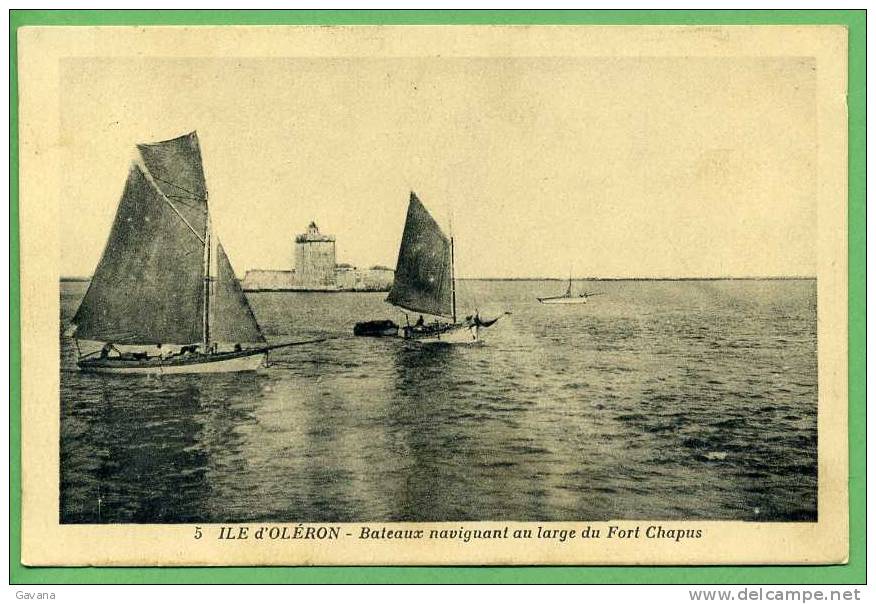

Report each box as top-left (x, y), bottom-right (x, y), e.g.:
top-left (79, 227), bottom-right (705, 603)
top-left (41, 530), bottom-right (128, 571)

top-left (385, 192), bottom-right (503, 344)
top-left (537, 274), bottom-right (603, 304)
top-left (71, 132), bottom-right (305, 374)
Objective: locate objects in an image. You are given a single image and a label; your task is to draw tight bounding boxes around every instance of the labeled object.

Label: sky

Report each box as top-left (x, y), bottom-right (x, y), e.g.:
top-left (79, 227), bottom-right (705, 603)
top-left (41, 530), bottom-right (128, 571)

top-left (60, 55), bottom-right (816, 278)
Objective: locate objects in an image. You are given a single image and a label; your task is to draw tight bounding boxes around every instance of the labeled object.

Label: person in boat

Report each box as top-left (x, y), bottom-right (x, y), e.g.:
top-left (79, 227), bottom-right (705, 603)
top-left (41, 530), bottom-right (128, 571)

top-left (99, 342), bottom-right (120, 359)
top-left (100, 342), bottom-right (148, 361)
top-left (411, 315), bottom-right (427, 333)
top-left (234, 343), bottom-right (242, 352)
top-left (177, 344), bottom-right (199, 356)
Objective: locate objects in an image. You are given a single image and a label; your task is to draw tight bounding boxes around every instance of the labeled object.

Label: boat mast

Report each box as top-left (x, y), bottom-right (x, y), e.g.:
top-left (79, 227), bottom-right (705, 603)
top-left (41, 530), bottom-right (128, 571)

top-left (450, 236), bottom-right (457, 324)
top-left (202, 216), bottom-right (211, 350)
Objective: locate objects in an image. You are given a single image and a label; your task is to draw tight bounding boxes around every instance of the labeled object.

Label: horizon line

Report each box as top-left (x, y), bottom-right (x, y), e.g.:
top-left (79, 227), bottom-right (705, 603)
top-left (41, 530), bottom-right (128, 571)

top-left (457, 276), bottom-right (817, 281)
top-left (60, 275), bottom-right (817, 282)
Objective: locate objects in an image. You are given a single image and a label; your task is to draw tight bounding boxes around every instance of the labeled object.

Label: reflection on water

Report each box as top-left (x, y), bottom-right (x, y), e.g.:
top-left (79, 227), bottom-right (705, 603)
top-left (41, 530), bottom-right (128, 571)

top-left (60, 279), bottom-right (818, 523)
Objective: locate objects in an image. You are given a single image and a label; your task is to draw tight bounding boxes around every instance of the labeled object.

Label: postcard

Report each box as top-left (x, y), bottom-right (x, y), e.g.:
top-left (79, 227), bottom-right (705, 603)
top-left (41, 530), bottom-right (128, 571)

top-left (17, 24), bottom-right (848, 566)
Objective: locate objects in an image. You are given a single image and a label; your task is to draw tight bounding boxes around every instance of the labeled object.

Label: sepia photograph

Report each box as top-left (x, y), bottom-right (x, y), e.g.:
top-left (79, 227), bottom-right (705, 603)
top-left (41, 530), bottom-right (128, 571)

top-left (16, 23), bottom-right (849, 567)
top-left (59, 55), bottom-right (819, 525)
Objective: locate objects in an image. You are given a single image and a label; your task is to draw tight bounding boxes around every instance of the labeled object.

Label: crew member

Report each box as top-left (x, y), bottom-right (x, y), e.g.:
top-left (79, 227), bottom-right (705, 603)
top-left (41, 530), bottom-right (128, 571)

top-left (99, 342), bottom-right (120, 359)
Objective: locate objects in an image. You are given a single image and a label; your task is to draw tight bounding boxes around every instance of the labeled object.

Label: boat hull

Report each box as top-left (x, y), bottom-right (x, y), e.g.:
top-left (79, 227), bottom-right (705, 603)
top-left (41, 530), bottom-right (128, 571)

top-left (78, 349), bottom-right (267, 374)
top-left (403, 323), bottom-right (479, 344)
top-left (538, 296), bottom-right (589, 304)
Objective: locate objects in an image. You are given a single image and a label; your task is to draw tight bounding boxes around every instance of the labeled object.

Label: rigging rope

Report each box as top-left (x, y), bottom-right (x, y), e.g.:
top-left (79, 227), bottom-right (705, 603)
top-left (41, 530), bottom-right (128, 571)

top-left (138, 166), bottom-right (206, 245)
top-left (150, 174), bottom-right (203, 201)
top-left (160, 195), bottom-right (205, 245)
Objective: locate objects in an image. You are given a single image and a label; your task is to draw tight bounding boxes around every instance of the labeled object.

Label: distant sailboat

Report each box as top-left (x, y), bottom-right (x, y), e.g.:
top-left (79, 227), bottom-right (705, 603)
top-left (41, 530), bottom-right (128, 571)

top-left (537, 274), bottom-right (603, 305)
top-left (70, 132), bottom-right (309, 374)
top-left (386, 192), bottom-right (503, 344)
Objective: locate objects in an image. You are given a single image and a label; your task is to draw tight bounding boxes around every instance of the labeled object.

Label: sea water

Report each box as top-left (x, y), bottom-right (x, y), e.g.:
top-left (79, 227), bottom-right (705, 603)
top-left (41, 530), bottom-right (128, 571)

top-left (59, 279), bottom-right (817, 523)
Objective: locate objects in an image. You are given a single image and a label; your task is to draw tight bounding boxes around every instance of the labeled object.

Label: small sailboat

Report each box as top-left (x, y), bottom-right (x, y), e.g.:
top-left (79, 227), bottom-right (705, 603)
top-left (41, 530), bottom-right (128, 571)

top-left (537, 275), bottom-right (603, 305)
top-left (353, 319), bottom-right (399, 337)
top-left (70, 132), bottom-right (311, 374)
top-left (385, 192), bottom-right (503, 344)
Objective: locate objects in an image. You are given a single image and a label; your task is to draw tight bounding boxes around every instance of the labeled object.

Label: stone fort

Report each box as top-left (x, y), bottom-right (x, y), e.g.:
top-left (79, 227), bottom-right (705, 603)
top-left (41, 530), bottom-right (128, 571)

top-left (241, 222), bottom-right (394, 292)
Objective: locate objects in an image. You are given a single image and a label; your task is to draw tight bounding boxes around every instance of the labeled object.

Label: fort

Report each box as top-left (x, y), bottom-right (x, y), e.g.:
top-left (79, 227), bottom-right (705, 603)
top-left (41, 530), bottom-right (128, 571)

top-left (241, 222), bottom-right (394, 292)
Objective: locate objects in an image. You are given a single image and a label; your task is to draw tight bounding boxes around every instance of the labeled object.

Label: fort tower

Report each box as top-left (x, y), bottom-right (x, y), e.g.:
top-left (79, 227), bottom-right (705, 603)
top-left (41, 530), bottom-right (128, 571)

top-left (294, 222), bottom-right (336, 288)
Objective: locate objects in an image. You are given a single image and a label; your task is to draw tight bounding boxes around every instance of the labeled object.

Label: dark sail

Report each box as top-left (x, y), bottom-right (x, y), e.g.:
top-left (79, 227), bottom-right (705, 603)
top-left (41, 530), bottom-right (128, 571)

top-left (386, 192), bottom-right (453, 319)
top-left (210, 242), bottom-right (266, 344)
top-left (72, 164), bottom-right (206, 344)
top-left (137, 132), bottom-right (208, 242)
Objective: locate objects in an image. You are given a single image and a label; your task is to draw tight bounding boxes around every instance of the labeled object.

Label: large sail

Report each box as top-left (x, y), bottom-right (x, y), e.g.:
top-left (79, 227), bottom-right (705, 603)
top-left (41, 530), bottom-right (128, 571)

top-left (137, 132), bottom-right (208, 242)
top-left (210, 242), bottom-right (266, 344)
top-left (72, 164), bottom-right (206, 344)
top-left (386, 192), bottom-right (453, 319)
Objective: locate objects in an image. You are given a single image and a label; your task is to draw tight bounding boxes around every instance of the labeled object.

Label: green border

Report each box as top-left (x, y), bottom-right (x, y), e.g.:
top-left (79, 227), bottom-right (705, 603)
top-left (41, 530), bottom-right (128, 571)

top-left (9, 9), bottom-right (866, 585)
